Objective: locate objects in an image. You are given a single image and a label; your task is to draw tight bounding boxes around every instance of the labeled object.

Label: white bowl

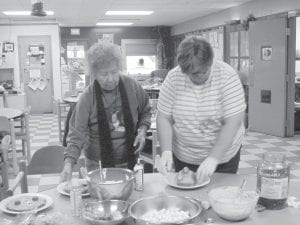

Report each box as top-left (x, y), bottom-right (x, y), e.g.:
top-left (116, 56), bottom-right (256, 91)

top-left (208, 186), bottom-right (258, 221)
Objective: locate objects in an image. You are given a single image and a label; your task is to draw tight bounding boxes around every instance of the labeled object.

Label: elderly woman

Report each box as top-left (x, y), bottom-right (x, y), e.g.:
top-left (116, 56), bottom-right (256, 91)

top-left (158, 36), bottom-right (246, 182)
top-left (61, 42), bottom-right (151, 181)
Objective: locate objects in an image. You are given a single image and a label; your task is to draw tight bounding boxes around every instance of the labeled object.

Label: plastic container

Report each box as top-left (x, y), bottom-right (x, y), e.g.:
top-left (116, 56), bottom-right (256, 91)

top-left (257, 152), bottom-right (290, 209)
top-left (133, 158), bottom-right (144, 191)
top-left (70, 179), bottom-right (82, 217)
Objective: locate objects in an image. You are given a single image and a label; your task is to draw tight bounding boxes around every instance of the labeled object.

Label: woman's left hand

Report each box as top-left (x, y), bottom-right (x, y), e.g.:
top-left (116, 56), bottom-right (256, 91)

top-left (196, 157), bottom-right (219, 183)
top-left (133, 130), bottom-right (146, 154)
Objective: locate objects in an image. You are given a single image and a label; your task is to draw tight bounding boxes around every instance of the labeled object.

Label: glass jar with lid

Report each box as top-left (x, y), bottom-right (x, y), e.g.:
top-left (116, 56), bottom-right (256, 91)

top-left (257, 152), bottom-right (290, 209)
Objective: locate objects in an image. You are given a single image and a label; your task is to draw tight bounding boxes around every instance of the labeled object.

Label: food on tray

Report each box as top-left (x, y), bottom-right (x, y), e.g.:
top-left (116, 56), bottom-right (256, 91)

top-left (6, 196), bottom-right (46, 212)
top-left (141, 207), bottom-right (190, 223)
top-left (63, 179), bottom-right (89, 195)
top-left (176, 167), bottom-right (196, 186)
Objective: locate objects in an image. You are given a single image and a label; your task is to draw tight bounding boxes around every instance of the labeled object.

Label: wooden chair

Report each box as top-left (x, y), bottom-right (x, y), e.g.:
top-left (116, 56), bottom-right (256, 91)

top-left (0, 145), bottom-right (86, 199)
top-left (0, 116), bottom-right (18, 174)
top-left (56, 99), bottom-right (70, 144)
top-left (14, 106), bottom-right (31, 162)
top-left (0, 91), bottom-right (8, 108)
top-left (5, 160), bottom-right (28, 197)
top-left (140, 130), bottom-right (160, 172)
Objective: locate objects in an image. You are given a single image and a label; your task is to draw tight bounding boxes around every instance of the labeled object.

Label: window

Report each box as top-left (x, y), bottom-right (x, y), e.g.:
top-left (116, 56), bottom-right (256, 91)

top-left (126, 55), bottom-right (156, 75)
top-left (121, 39), bottom-right (157, 77)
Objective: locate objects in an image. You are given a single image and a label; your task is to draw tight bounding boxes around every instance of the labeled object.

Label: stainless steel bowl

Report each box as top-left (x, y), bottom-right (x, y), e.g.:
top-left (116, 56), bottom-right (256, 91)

top-left (87, 168), bottom-right (134, 200)
top-left (82, 199), bottom-right (129, 225)
top-left (129, 195), bottom-right (202, 225)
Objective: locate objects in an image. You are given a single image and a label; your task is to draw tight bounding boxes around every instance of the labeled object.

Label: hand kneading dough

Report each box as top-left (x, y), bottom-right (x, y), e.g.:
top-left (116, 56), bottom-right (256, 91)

top-left (176, 167), bottom-right (196, 186)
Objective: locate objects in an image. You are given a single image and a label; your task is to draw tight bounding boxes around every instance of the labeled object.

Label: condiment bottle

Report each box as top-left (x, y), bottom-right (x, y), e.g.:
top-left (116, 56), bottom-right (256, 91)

top-left (134, 157), bottom-right (144, 191)
top-left (257, 152), bottom-right (290, 209)
top-left (70, 179), bottom-right (82, 217)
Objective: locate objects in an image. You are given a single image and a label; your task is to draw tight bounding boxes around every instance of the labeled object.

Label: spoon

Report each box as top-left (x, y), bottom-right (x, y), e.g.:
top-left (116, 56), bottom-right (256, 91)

top-left (237, 178), bottom-right (247, 197)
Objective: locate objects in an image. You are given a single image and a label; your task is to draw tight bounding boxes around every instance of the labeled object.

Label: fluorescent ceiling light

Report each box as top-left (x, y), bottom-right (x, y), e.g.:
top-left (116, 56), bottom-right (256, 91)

top-left (105, 11), bottom-right (153, 15)
top-left (3, 11), bottom-right (54, 16)
top-left (96, 22), bottom-right (133, 26)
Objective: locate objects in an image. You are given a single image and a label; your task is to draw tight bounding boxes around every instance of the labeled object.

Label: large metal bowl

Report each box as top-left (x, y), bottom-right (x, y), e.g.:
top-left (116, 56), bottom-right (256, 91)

top-left (129, 195), bottom-right (202, 225)
top-left (82, 199), bottom-right (129, 225)
top-left (86, 168), bottom-right (134, 201)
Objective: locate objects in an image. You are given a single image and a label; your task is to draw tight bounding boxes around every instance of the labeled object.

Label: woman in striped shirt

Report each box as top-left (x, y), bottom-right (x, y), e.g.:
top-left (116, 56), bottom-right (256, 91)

top-left (157, 36), bottom-right (246, 183)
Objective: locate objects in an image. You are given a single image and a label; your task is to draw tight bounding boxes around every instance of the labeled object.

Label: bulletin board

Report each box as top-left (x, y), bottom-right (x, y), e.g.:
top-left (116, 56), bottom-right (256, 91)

top-left (172, 26), bottom-right (224, 65)
top-left (185, 26), bottom-right (224, 61)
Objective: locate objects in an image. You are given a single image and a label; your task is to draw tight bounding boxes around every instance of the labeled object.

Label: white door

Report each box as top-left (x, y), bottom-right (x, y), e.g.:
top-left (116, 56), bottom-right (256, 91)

top-left (18, 36), bottom-right (53, 114)
top-left (248, 18), bottom-right (289, 137)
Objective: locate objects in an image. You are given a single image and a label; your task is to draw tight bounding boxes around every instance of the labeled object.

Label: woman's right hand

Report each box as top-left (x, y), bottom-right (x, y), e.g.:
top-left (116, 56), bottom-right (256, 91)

top-left (60, 163), bottom-right (73, 183)
top-left (159, 151), bottom-right (173, 175)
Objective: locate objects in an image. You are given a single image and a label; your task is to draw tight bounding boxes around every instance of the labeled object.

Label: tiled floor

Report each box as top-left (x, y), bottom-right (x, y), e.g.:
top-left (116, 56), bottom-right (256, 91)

top-left (8, 113), bottom-right (300, 194)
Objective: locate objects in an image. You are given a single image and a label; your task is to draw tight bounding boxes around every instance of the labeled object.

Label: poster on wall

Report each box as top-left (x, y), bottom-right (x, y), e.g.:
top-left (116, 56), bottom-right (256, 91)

top-left (98, 33), bottom-right (114, 43)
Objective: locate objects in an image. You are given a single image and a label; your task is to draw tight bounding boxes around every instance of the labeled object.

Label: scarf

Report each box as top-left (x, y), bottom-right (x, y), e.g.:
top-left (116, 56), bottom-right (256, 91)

top-left (94, 79), bottom-right (136, 170)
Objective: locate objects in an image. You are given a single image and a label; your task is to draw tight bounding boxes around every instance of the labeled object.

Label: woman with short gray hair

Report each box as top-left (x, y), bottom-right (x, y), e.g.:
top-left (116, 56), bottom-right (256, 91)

top-left (61, 41), bottom-right (151, 181)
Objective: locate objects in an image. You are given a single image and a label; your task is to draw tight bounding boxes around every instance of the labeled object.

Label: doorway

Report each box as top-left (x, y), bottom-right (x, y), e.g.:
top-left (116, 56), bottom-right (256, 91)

top-left (248, 17), bottom-right (295, 137)
top-left (18, 36), bottom-right (53, 114)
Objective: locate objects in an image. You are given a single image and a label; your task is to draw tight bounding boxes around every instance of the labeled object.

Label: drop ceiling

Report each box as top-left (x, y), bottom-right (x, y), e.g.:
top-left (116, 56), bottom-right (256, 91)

top-left (0, 0), bottom-right (254, 27)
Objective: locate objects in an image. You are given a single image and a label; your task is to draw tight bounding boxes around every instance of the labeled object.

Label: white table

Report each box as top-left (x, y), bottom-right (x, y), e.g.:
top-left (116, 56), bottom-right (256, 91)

top-left (1, 173), bottom-right (300, 225)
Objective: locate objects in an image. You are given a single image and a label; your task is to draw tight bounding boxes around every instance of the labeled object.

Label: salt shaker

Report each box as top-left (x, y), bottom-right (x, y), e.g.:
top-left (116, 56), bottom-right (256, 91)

top-left (70, 179), bottom-right (82, 217)
top-left (134, 157), bottom-right (144, 191)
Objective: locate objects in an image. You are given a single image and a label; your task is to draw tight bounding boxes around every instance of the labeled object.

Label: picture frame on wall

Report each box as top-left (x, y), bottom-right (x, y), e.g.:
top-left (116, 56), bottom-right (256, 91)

top-left (261, 46), bottom-right (272, 61)
top-left (3, 42), bottom-right (14, 52)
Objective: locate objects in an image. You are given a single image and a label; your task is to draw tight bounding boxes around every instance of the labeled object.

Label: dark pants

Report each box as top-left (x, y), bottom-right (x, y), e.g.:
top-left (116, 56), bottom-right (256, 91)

top-left (173, 146), bottom-right (241, 174)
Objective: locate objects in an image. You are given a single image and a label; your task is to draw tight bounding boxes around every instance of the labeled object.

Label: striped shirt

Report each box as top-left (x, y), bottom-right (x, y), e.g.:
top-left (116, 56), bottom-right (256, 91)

top-left (157, 60), bottom-right (246, 165)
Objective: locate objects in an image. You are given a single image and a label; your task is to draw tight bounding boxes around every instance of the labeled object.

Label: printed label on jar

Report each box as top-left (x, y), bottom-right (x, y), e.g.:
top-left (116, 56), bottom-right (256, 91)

top-left (260, 177), bottom-right (288, 199)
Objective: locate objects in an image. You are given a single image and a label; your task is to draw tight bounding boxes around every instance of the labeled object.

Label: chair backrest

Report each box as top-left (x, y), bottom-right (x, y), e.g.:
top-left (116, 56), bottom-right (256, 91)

top-left (0, 91), bottom-right (8, 108)
top-left (0, 116), bottom-right (11, 133)
top-left (27, 145), bottom-right (66, 174)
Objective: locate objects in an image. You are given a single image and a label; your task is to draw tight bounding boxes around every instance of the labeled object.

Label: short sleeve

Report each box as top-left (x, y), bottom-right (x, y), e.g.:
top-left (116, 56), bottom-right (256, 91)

top-left (222, 72), bottom-right (246, 118)
top-left (157, 72), bottom-right (176, 115)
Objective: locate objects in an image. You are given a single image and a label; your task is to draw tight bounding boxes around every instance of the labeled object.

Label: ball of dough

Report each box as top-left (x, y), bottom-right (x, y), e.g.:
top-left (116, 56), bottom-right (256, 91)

top-left (176, 167), bottom-right (196, 186)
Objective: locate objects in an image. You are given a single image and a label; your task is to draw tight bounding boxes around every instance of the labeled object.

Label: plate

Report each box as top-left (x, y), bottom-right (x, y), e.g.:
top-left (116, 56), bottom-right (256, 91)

top-left (165, 173), bottom-right (210, 190)
top-left (56, 179), bottom-right (90, 197)
top-left (0, 193), bottom-right (53, 215)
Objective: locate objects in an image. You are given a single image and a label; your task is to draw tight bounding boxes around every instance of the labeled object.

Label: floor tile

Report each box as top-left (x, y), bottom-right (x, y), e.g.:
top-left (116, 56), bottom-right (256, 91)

top-left (6, 114), bottom-right (300, 191)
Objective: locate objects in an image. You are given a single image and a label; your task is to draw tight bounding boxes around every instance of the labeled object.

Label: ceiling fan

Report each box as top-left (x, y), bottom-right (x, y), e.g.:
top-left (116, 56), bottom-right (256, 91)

top-left (31, 0), bottom-right (47, 17)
